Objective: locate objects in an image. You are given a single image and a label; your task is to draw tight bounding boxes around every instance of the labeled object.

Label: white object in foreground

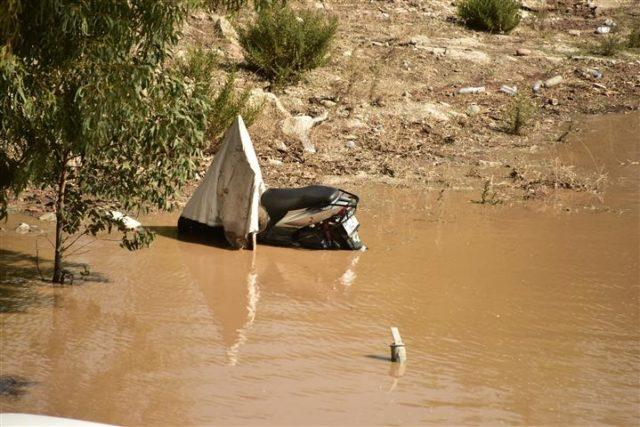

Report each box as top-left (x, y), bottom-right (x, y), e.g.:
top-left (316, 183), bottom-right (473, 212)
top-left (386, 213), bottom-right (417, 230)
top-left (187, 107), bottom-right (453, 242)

top-left (0, 413), bottom-right (116, 427)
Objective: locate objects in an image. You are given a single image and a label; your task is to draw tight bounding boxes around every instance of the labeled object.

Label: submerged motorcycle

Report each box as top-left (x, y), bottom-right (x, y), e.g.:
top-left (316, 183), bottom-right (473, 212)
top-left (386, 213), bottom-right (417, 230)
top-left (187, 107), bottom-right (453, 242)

top-left (258, 185), bottom-right (362, 250)
top-left (176, 116), bottom-right (363, 251)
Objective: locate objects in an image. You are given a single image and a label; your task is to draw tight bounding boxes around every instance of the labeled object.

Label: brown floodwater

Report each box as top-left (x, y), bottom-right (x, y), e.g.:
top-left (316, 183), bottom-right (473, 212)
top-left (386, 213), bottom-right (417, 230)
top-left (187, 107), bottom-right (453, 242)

top-left (1, 113), bottom-right (639, 425)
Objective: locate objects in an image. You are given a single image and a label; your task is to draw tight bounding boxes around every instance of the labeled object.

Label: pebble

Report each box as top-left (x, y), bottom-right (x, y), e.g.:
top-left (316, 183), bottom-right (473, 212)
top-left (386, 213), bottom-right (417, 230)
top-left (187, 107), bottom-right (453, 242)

top-left (516, 48), bottom-right (532, 56)
top-left (275, 141), bottom-right (288, 152)
top-left (38, 212), bottom-right (56, 222)
top-left (532, 80), bottom-right (543, 92)
top-left (595, 26), bottom-right (611, 34)
top-left (466, 104), bottom-right (481, 116)
top-left (268, 159), bottom-right (283, 166)
top-left (548, 98), bottom-right (559, 106)
top-left (586, 68), bottom-right (602, 79)
top-left (345, 140), bottom-right (357, 149)
top-left (544, 75), bottom-right (563, 88)
top-left (568, 30), bottom-right (581, 36)
top-left (320, 99), bottom-right (336, 108)
top-left (15, 223), bottom-right (30, 233)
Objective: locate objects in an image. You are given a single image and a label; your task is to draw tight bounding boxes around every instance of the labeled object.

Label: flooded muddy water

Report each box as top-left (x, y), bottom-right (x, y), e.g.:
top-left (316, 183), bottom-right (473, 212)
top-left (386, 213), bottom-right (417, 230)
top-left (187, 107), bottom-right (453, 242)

top-left (1, 113), bottom-right (639, 425)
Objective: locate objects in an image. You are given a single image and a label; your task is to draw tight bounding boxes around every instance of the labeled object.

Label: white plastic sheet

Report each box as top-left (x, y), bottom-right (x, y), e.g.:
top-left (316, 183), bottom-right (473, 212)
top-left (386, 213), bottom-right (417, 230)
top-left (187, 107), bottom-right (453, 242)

top-left (180, 116), bottom-right (265, 247)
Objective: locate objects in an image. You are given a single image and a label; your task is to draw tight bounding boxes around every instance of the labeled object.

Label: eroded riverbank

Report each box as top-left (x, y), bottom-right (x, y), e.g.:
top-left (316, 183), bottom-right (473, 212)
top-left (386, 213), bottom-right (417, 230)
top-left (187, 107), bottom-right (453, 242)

top-left (1, 113), bottom-right (638, 425)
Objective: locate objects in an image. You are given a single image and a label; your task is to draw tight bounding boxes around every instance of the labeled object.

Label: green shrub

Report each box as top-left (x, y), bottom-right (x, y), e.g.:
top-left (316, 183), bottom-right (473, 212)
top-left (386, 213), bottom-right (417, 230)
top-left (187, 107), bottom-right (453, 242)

top-left (506, 93), bottom-right (535, 135)
top-left (239, 5), bottom-right (338, 86)
top-left (628, 22), bottom-right (640, 48)
top-left (592, 34), bottom-right (624, 56)
top-left (458, 0), bottom-right (521, 33)
top-left (179, 49), bottom-right (261, 147)
top-left (206, 71), bottom-right (262, 145)
top-left (205, 0), bottom-right (285, 12)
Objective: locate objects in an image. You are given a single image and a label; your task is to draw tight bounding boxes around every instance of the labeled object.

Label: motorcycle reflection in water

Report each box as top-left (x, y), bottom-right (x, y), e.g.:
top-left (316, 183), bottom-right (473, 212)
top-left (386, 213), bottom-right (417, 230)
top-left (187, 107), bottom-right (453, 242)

top-left (177, 238), bottom-right (361, 365)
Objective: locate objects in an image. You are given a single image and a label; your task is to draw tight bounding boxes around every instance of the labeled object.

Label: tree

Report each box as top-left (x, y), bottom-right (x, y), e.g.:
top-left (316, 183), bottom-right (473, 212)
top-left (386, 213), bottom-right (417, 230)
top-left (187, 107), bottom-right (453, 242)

top-left (1, 0), bottom-right (213, 283)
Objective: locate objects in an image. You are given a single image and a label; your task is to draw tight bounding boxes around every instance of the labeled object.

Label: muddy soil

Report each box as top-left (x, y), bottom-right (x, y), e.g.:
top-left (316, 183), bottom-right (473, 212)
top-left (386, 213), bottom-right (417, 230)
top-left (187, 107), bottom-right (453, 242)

top-left (1, 113), bottom-right (638, 425)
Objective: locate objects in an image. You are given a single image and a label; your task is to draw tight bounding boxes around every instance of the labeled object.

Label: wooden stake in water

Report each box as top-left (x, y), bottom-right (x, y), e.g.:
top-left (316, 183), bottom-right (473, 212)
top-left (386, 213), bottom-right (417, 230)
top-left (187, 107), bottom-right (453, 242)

top-left (390, 327), bottom-right (407, 363)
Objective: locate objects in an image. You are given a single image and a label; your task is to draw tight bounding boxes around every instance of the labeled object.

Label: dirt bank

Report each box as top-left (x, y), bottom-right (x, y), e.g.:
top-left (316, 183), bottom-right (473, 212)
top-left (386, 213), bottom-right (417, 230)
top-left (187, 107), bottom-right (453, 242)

top-left (184, 0), bottom-right (639, 201)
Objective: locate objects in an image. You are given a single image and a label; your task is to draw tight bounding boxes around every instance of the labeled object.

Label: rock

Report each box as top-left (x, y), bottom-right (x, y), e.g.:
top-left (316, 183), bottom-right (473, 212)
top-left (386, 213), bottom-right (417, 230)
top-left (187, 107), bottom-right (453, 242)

top-left (603, 18), bottom-right (616, 27)
top-left (281, 112), bottom-right (329, 153)
top-left (38, 212), bottom-right (56, 222)
top-left (585, 68), bottom-right (602, 79)
top-left (532, 80), bottom-right (543, 92)
top-left (568, 30), bottom-right (581, 36)
top-left (275, 141), bottom-right (288, 152)
top-left (547, 98), bottom-right (559, 106)
top-left (320, 99), bottom-right (336, 108)
top-left (516, 48), bottom-right (532, 56)
top-left (249, 88), bottom-right (290, 117)
top-left (595, 26), bottom-right (610, 34)
top-left (500, 85), bottom-right (518, 96)
top-left (213, 15), bottom-right (239, 42)
top-left (466, 104), bottom-right (481, 116)
top-left (593, 83), bottom-right (607, 90)
top-left (15, 223), bottom-right (30, 233)
top-left (544, 75), bottom-right (563, 88)
top-left (458, 86), bottom-right (486, 94)
top-left (267, 159), bottom-right (283, 166)
top-left (345, 140), bottom-right (357, 149)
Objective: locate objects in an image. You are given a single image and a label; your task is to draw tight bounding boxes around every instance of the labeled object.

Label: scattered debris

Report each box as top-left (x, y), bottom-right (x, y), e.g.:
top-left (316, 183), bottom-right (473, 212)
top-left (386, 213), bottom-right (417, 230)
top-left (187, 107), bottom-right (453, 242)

top-left (544, 75), bottom-right (563, 88)
top-left (109, 211), bottom-right (142, 230)
top-left (458, 86), bottom-right (486, 94)
top-left (500, 85), bottom-right (518, 96)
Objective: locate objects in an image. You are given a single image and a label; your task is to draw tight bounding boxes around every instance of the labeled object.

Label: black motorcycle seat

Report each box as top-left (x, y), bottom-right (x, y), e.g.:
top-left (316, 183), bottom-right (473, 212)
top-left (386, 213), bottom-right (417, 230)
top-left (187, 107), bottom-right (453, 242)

top-left (261, 186), bottom-right (340, 220)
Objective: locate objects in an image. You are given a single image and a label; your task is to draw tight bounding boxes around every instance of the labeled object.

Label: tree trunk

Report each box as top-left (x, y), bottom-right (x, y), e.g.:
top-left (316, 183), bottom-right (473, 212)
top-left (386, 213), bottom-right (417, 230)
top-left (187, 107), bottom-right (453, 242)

top-left (52, 165), bottom-right (67, 284)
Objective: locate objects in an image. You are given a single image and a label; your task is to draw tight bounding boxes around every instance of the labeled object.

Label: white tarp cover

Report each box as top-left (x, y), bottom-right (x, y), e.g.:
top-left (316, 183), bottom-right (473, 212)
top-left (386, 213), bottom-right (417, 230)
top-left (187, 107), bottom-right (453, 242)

top-left (180, 116), bottom-right (265, 246)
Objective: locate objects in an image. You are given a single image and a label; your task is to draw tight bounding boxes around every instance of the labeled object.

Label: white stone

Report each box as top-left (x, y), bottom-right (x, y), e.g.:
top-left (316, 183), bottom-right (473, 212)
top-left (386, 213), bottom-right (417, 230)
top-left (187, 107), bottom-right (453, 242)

top-left (544, 75), bottom-right (563, 88)
top-left (466, 104), bottom-right (481, 116)
top-left (15, 223), bottom-right (30, 233)
top-left (38, 212), bottom-right (56, 222)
